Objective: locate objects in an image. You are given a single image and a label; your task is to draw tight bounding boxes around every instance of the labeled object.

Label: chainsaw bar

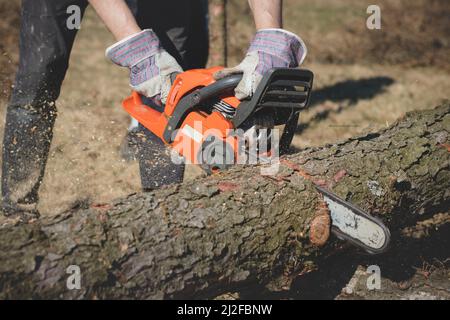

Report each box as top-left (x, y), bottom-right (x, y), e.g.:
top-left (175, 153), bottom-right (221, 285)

top-left (316, 186), bottom-right (391, 255)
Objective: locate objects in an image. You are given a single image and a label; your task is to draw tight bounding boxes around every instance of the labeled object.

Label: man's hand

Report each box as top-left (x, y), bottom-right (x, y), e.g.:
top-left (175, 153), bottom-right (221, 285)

top-left (89, 1), bottom-right (181, 104)
top-left (106, 29), bottom-right (182, 104)
top-left (215, 0), bottom-right (306, 100)
top-left (214, 28), bottom-right (307, 100)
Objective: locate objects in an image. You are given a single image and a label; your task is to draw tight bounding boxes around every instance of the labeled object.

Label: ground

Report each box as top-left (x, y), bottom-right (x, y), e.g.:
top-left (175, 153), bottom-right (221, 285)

top-left (0, 0), bottom-right (449, 299)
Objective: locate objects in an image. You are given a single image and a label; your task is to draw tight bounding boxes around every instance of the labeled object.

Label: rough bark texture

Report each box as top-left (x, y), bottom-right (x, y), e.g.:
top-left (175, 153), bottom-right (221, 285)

top-left (0, 103), bottom-right (449, 299)
top-left (207, 0), bottom-right (228, 67)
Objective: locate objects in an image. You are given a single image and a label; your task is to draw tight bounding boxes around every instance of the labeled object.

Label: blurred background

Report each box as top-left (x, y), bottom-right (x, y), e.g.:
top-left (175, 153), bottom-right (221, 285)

top-left (0, 0), bottom-right (449, 215)
top-left (0, 0), bottom-right (449, 300)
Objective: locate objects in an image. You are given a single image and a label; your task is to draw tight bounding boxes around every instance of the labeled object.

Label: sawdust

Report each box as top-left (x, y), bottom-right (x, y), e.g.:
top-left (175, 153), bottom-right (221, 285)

top-left (0, 0), bottom-right (20, 97)
top-left (0, 2), bottom-right (449, 216)
top-left (0, 1), bottom-right (448, 300)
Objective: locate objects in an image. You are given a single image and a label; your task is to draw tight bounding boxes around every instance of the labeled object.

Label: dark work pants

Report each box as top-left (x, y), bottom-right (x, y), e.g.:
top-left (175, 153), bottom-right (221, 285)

top-left (1, 0), bottom-right (209, 212)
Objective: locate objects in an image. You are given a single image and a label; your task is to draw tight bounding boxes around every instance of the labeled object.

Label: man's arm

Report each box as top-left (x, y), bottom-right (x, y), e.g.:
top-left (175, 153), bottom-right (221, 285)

top-left (88, 0), bottom-right (140, 40)
top-left (215, 0), bottom-right (306, 100)
top-left (89, 0), bottom-right (182, 102)
top-left (248, 0), bottom-right (282, 30)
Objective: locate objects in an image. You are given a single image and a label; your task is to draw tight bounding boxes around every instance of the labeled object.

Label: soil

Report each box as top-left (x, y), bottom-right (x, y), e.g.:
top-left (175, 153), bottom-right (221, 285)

top-left (228, 0), bottom-right (450, 70)
top-left (0, 0), bottom-right (448, 300)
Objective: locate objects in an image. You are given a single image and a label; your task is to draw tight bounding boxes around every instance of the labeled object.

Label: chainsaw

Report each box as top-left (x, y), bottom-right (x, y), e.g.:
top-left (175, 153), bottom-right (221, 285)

top-left (122, 67), bottom-right (390, 254)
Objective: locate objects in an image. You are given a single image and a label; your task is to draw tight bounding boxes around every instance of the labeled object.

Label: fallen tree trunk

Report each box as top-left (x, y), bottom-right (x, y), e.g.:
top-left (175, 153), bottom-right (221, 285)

top-left (0, 103), bottom-right (449, 299)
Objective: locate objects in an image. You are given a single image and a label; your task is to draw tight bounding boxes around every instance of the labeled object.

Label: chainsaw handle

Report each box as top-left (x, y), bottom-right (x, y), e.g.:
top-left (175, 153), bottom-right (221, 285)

top-left (171, 72), bottom-right (243, 98)
top-left (162, 74), bottom-right (243, 143)
top-left (170, 72), bottom-right (181, 84)
top-left (198, 74), bottom-right (243, 100)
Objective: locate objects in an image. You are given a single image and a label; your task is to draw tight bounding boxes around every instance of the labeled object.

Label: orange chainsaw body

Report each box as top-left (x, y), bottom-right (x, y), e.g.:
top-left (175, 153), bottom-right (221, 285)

top-left (122, 67), bottom-right (241, 166)
top-left (121, 68), bottom-right (392, 256)
top-left (122, 67), bottom-right (314, 170)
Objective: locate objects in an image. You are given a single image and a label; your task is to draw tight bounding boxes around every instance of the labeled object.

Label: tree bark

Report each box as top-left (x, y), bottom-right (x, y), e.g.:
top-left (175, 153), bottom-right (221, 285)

top-left (0, 103), bottom-right (449, 299)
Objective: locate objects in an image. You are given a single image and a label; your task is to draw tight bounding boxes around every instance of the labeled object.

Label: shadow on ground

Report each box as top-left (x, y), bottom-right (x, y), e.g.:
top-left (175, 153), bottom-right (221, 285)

top-left (296, 76), bottom-right (395, 134)
top-left (311, 76), bottom-right (395, 106)
top-left (239, 222), bottom-right (449, 300)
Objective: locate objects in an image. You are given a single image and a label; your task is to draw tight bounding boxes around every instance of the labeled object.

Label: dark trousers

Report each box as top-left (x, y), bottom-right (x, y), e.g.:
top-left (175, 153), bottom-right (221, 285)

top-left (1, 0), bottom-right (209, 212)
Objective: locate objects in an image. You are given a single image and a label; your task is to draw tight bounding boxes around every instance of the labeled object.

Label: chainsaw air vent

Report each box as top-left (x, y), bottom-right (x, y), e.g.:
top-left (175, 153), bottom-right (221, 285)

top-left (212, 100), bottom-right (235, 119)
top-left (232, 68), bottom-right (314, 128)
top-left (260, 78), bottom-right (311, 109)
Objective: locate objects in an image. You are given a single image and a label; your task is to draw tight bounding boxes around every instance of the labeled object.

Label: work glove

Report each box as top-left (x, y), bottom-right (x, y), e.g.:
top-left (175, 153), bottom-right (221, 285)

top-left (214, 29), bottom-right (307, 100)
top-left (106, 29), bottom-right (182, 104)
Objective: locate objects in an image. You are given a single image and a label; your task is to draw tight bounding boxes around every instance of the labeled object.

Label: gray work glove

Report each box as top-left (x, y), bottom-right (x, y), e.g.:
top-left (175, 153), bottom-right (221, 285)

top-left (106, 29), bottom-right (182, 104)
top-left (214, 28), bottom-right (307, 100)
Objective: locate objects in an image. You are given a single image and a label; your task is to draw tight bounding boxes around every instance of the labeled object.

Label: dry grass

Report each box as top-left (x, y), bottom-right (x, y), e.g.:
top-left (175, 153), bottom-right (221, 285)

top-left (293, 63), bottom-right (450, 148)
top-left (0, 0), bottom-right (448, 300)
top-left (228, 0), bottom-right (450, 69)
top-left (0, 0), bottom-right (20, 96)
top-left (0, 1), bottom-right (449, 215)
